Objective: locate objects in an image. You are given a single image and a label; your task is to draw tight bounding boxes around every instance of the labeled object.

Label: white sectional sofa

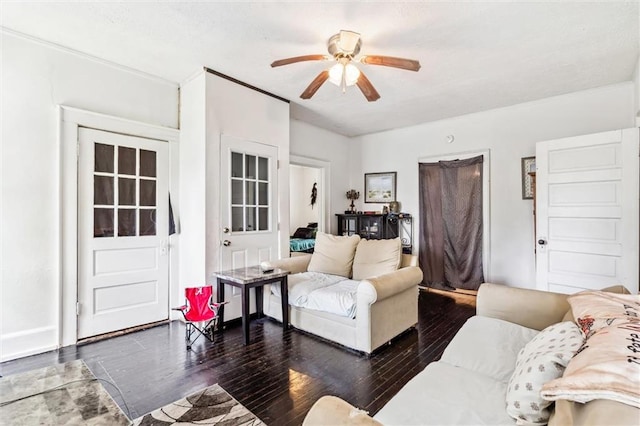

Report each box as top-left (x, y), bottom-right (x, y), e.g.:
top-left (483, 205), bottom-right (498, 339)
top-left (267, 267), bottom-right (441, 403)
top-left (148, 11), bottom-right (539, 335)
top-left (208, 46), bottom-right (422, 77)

top-left (303, 283), bottom-right (640, 426)
top-left (261, 232), bottom-right (423, 354)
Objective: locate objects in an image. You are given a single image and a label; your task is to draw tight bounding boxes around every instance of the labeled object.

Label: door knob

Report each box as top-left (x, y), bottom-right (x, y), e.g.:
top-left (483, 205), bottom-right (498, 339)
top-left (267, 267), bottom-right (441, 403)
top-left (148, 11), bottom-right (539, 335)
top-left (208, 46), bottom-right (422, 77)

top-left (538, 239), bottom-right (547, 245)
top-left (223, 240), bottom-right (231, 247)
top-left (223, 227), bottom-right (230, 234)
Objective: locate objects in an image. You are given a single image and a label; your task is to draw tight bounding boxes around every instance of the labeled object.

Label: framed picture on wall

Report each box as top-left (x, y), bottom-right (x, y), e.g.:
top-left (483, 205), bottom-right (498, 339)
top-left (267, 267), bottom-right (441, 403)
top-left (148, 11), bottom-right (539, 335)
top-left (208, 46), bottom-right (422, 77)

top-left (521, 156), bottom-right (536, 199)
top-left (365, 172), bottom-right (397, 203)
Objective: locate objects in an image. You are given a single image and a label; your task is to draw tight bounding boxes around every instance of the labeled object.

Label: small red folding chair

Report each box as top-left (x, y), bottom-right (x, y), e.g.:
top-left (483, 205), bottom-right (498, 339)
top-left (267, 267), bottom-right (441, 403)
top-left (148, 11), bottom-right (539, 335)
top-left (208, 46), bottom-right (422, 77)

top-left (172, 286), bottom-right (225, 349)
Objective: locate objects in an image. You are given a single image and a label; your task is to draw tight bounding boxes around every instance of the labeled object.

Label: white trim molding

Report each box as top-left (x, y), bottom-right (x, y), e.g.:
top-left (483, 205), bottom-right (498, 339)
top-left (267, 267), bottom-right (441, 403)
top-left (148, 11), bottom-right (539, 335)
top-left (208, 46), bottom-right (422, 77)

top-left (1, 27), bottom-right (178, 88)
top-left (59, 106), bottom-right (180, 347)
top-left (0, 326), bottom-right (58, 362)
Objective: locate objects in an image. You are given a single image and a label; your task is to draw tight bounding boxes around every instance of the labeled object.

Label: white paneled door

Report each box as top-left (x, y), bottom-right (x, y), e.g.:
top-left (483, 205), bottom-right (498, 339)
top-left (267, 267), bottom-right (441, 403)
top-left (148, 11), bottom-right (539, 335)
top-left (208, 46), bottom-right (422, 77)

top-left (78, 128), bottom-right (169, 339)
top-left (536, 128), bottom-right (639, 294)
top-left (219, 135), bottom-right (279, 319)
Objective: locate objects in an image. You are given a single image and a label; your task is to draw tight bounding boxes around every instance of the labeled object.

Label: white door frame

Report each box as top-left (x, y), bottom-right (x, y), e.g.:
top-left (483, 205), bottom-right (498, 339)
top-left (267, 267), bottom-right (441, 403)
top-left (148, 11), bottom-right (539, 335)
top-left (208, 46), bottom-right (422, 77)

top-left (290, 155), bottom-right (332, 234)
top-left (59, 106), bottom-right (179, 347)
top-left (418, 149), bottom-right (492, 282)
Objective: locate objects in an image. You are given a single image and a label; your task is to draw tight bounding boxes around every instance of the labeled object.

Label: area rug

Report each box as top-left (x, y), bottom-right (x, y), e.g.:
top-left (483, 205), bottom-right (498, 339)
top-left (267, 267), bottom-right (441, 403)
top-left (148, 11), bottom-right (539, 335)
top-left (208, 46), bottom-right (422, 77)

top-left (0, 359), bottom-right (129, 425)
top-left (132, 384), bottom-right (265, 425)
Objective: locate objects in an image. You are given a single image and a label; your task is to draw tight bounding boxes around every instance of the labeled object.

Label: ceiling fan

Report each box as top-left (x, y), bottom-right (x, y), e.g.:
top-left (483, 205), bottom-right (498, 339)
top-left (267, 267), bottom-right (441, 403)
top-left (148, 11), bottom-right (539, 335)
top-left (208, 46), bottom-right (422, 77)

top-left (271, 30), bottom-right (421, 102)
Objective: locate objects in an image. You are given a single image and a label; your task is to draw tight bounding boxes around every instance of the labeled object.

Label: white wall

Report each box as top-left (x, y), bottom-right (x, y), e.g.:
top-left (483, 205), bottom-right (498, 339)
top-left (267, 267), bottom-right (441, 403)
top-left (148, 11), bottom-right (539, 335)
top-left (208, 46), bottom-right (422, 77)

top-left (179, 71), bottom-right (290, 320)
top-left (290, 165), bottom-right (321, 231)
top-left (350, 82), bottom-right (635, 290)
top-left (290, 120), bottom-right (352, 234)
top-left (0, 32), bottom-right (178, 361)
top-left (178, 73), bottom-right (207, 286)
top-left (634, 56), bottom-right (640, 126)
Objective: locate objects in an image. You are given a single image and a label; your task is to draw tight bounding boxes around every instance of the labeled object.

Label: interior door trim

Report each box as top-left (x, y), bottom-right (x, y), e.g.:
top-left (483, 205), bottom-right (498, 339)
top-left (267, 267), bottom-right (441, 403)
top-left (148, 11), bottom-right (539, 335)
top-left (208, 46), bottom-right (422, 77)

top-left (59, 105), bottom-right (179, 348)
top-left (290, 155), bottom-right (332, 234)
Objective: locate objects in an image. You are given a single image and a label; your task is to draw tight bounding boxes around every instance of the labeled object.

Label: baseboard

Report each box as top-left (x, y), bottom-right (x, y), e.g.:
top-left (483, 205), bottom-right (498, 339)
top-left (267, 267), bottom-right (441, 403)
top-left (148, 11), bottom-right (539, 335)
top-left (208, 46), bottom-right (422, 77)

top-left (0, 326), bottom-right (58, 362)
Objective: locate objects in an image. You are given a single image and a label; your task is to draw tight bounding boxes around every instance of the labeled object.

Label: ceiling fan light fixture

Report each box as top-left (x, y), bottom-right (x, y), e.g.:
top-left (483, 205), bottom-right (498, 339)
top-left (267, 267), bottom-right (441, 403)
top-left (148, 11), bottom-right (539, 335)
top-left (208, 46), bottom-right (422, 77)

top-left (328, 63), bottom-right (361, 87)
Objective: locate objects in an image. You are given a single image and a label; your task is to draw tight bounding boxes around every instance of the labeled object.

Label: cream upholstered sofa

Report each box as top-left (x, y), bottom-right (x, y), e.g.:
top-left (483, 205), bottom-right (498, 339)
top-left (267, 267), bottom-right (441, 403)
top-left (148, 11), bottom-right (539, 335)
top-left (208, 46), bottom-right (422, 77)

top-left (261, 232), bottom-right (423, 354)
top-left (303, 283), bottom-right (640, 426)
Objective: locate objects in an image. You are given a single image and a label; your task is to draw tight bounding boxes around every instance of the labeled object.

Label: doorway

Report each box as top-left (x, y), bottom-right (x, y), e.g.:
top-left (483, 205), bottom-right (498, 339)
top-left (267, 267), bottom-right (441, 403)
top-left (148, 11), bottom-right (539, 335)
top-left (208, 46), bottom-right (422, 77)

top-left (290, 165), bottom-right (321, 231)
top-left (289, 155), bottom-right (331, 237)
top-left (60, 106), bottom-right (179, 347)
top-left (418, 150), bottom-right (491, 289)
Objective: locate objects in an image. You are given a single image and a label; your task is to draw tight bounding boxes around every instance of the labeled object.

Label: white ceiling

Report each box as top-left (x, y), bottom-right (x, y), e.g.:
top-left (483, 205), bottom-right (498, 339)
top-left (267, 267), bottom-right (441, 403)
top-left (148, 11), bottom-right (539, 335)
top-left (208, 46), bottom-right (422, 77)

top-left (2, 1), bottom-right (638, 137)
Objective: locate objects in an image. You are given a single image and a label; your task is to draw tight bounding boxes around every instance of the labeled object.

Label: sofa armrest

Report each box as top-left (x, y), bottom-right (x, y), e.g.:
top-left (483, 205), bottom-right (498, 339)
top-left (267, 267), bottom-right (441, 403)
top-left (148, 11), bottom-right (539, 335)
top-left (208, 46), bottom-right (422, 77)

top-left (261, 254), bottom-right (312, 274)
top-left (358, 266), bottom-right (423, 304)
top-left (477, 283), bottom-right (570, 331)
top-left (302, 396), bottom-right (382, 426)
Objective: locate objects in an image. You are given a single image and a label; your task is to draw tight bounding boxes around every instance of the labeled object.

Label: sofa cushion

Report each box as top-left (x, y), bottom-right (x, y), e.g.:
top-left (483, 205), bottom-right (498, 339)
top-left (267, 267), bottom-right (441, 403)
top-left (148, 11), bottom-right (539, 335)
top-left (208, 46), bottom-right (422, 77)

top-left (351, 238), bottom-right (402, 280)
top-left (506, 321), bottom-right (583, 425)
top-left (271, 272), bottom-right (344, 306)
top-left (308, 232), bottom-right (360, 278)
top-left (303, 279), bottom-right (359, 318)
top-left (440, 316), bottom-right (539, 382)
top-left (541, 292), bottom-right (640, 408)
top-left (374, 361), bottom-right (515, 425)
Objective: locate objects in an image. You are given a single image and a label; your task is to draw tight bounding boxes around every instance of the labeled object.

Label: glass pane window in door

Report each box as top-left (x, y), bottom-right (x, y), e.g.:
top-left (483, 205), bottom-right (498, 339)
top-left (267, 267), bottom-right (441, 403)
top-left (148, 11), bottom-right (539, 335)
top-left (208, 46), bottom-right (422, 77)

top-left (94, 176), bottom-right (114, 205)
top-left (231, 152), bottom-right (243, 178)
top-left (118, 209), bottom-right (136, 236)
top-left (232, 207), bottom-right (244, 231)
top-left (258, 156), bottom-right (268, 181)
top-left (139, 209), bottom-right (156, 236)
top-left (95, 143), bottom-right (114, 173)
top-left (245, 155), bottom-right (256, 179)
top-left (140, 179), bottom-right (156, 207)
top-left (245, 207), bottom-right (256, 232)
top-left (139, 149), bottom-right (156, 177)
top-left (231, 180), bottom-right (243, 205)
top-left (258, 182), bottom-right (268, 206)
top-left (258, 207), bottom-right (268, 231)
top-left (94, 208), bottom-right (114, 237)
top-left (245, 181), bottom-right (256, 205)
top-left (118, 146), bottom-right (136, 175)
top-left (118, 178), bottom-right (136, 206)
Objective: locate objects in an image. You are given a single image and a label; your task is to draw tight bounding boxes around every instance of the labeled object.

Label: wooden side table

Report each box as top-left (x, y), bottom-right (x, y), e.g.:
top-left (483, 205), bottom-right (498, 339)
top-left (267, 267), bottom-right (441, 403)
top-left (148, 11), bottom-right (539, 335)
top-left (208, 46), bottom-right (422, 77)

top-left (213, 266), bottom-right (290, 345)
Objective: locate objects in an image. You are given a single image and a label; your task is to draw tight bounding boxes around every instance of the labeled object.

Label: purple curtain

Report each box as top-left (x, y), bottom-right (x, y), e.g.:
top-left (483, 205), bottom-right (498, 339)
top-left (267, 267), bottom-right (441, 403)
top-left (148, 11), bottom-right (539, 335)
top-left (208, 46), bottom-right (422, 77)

top-left (419, 155), bottom-right (484, 290)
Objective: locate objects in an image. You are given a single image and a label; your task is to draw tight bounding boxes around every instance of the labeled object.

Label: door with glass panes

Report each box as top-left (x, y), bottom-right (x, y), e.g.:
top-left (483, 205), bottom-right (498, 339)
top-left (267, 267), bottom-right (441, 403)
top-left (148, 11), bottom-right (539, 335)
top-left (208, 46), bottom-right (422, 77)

top-left (78, 127), bottom-right (169, 339)
top-left (219, 135), bottom-right (279, 319)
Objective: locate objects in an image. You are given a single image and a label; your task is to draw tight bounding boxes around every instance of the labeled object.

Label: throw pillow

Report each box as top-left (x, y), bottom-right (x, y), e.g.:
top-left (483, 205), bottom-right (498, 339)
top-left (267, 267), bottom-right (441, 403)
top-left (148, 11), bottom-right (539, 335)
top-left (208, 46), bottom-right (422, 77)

top-left (351, 238), bottom-right (402, 280)
top-left (540, 292), bottom-right (640, 408)
top-left (307, 232), bottom-right (360, 278)
top-left (564, 290), bottom-right (640, 337)
top-left (506, 321), bottom-right (583, 425)
top-left (292, 227), bottom-right (315, 239)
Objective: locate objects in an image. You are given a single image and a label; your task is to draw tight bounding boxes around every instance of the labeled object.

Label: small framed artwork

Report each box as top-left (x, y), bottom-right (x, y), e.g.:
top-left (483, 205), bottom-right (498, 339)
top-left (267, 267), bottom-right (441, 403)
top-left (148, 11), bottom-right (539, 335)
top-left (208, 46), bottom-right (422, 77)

top-left (521, 156), bottom-right (536, 199)
top-left (365, 172), bottom-right (397, 203)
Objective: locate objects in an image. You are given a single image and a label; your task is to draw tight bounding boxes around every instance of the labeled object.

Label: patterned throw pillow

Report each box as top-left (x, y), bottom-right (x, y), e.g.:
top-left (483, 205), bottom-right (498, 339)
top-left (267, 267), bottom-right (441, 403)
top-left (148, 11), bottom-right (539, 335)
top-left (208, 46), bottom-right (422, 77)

top-left (505, 321), bottom-right (583, 425)
top-left (564, 290), bottom-right (639, 337)
top-left (540, 291), bottom-right (640, 408)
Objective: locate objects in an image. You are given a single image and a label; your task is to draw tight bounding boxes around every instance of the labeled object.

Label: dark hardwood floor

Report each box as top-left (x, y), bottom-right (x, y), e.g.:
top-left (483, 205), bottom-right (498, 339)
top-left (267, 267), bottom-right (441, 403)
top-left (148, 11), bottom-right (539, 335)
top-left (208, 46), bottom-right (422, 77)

top-left (0, 288), bottom-right (476, 425)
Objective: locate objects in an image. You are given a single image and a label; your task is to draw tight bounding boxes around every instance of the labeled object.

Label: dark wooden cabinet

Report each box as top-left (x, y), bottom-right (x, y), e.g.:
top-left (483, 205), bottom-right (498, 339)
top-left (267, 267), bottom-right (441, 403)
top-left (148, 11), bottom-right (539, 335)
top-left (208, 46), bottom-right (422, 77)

top-left (336, 213), bottom-right (413, 253)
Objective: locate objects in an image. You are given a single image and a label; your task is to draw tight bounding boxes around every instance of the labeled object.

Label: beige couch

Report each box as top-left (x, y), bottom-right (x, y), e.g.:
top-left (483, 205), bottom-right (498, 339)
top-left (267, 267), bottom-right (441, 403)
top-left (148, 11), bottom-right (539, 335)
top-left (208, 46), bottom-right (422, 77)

top-left (261, 233), bottom-right (423, 354)
top-left (303, 283), bottom-right (640, 425)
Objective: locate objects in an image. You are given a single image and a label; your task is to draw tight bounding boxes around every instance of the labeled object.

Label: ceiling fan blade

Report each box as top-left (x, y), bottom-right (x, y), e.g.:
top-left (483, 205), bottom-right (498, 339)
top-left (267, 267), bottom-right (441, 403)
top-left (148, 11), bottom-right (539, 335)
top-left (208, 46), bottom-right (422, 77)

top-left (356, 71), bottom-right (381, 102)
top-left (338, 30), bottom-right (361, 53)
top-left (300, 70), bottom-right (330, 99)
top-left (271, 55), bottom-right (328, 68)
top-left (361, 55), bottom-right (421, 72)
